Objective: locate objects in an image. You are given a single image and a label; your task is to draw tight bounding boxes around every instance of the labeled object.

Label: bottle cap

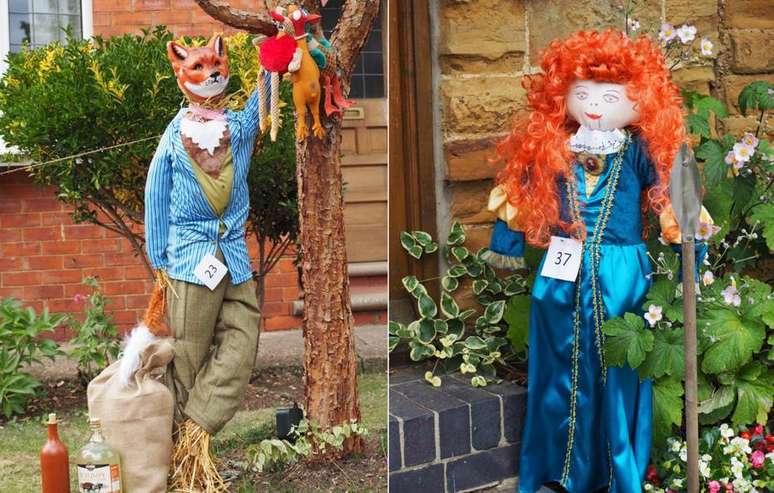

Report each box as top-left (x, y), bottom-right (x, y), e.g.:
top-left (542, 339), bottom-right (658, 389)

top-left (48, 413), bottom-right (57, 425)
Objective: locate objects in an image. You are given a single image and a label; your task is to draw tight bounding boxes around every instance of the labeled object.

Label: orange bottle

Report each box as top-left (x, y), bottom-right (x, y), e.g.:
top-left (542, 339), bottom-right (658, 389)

top-left (40, 413), bottom-right (70, 493)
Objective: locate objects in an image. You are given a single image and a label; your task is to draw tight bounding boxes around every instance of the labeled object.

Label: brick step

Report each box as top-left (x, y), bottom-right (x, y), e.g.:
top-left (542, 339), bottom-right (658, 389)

top-left (389, 365), bottom-right (527, 493)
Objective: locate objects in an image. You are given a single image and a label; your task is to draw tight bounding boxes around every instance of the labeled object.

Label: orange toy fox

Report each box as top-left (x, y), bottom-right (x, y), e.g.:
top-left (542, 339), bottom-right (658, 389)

top-left (167, 35), bottom-right (230, 106)
top-left (272, 6), bottom-right (325, 141)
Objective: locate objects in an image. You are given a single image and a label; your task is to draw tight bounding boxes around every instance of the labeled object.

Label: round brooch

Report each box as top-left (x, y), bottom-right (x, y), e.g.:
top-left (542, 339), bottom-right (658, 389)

top-left (576, 152), bottom-right (605, 176)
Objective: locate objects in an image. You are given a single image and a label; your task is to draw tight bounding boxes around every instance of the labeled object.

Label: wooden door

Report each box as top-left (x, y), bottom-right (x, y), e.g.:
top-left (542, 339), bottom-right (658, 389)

top-left (323, 0), bottom-right (387, 263)
top-left (388, 0), bottom-right (438, 320)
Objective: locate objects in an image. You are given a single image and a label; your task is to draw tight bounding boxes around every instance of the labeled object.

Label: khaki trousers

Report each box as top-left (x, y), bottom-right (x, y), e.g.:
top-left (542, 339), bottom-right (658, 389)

top-left (165, 250), bottom-right (261, 435)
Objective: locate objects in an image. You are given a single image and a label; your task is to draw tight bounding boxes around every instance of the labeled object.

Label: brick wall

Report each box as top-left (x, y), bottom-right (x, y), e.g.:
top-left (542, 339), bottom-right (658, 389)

top-left (0, 172), bottom-right (308, 336)
top-left (437, 0), bottom-right (774, 252)
top-left (93, 0), bottom-right (258, 38)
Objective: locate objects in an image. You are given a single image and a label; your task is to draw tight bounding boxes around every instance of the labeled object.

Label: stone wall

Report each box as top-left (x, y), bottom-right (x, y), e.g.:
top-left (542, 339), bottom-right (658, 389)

top-left (435, 0), bottom-right (774, 252)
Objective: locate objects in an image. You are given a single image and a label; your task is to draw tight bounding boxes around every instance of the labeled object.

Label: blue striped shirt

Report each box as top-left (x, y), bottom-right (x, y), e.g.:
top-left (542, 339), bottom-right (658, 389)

top-left (144, 88), bottom-right (262, 286)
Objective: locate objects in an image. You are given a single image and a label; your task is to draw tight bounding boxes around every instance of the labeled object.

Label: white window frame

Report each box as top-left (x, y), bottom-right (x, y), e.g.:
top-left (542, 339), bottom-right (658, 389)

top-left (0, 0), bottom-right (92, 159)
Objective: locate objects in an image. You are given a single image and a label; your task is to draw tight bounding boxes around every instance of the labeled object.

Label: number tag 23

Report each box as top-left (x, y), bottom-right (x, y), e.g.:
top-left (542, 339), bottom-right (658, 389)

top-left (194, 253), bottom-right (228, 290)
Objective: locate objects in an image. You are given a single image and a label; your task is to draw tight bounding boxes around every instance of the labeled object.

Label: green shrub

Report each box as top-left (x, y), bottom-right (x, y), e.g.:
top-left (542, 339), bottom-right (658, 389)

top-left (390, 222), bottom-right (530, 387)
top-left (67, 277), bottom-right (121, 387)
top-left (0, 299), bottom-right (64, 418)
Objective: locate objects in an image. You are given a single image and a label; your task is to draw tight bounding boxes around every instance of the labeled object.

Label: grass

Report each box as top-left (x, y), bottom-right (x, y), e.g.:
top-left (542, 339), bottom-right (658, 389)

top-left (0, 371), bottom-right (387, 493)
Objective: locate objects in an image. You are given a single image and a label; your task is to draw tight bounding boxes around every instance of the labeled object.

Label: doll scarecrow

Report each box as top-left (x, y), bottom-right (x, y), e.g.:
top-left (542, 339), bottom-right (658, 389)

top-left (484, 30), bottom-right (711, 493)
top-left (140, 33), bottom-right (265, 491)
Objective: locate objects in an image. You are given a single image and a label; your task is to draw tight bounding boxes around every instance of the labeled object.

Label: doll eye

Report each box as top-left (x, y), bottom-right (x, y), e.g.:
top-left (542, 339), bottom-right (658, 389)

top-left (603, 93), bottom-right (620, 103)
top-left (575, 91), bottom-right (588, 101)
top-left (193, 63), bottom-right (203, 71)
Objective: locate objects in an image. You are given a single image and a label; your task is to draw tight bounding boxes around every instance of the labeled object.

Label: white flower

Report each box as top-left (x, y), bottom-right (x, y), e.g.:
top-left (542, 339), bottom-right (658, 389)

top-left (733, 142), bottom-right (755, 162)
top-left (733, 477), bottom-right (751, 492)
top-left (679, 445), bottom-right (688, 462)
top-left (669, 437), bottom-right (682, 452)
top-left (721, 285), bottom-right (742, 306)
top-left (644, 485), bottom-right (653, 491)
top-left (731, 436), bottom-right (752, 454)
top-left (720, 423), bottom-right (735, 439)
top-left (672, 478), bottom-right (684, 489)
top-left (700, 37), bottom-right (714, 56)
top-left (702, 454), bottom-right (712, 462)
top-left (659, 23), bottom-right (677, 42)
top-left (700, 460), bottom-right (711, 478)
top-left (702, 271), bottom-right (715, 286)
top-left (628, 18), bottom-right (641, 31)
top-left (741, 132), bottom-right (759, 149)
top-left (676, 24), bottom-right (697, 44)
top-left (644, 304), bottom-right (663, 327)
top-left (696, 221), bottom-right (716, 241)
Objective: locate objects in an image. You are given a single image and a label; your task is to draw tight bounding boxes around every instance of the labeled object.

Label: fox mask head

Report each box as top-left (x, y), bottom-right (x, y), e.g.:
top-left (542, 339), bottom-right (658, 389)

top-left (167, 34), bottom-right (230, 103)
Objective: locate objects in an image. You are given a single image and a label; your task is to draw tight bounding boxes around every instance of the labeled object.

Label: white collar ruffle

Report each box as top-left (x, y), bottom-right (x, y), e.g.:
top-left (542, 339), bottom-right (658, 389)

top-left (569, 126), bottom-right (627, 154)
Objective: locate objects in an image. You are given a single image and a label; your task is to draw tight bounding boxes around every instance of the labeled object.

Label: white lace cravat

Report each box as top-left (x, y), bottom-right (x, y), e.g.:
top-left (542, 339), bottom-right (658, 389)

top-left (569, 126), bottom-right (627, 155)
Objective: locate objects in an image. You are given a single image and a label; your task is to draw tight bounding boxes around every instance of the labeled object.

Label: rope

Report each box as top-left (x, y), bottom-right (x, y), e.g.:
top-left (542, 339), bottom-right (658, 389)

top-left (0, 134), bottom-right (162, 177)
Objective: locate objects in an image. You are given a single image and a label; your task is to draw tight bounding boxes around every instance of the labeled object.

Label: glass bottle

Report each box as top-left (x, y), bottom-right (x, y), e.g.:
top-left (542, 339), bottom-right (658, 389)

top-left (76, 418), bottom-right (123, 493)
top-left (40, 413), bottom-right (70, 493)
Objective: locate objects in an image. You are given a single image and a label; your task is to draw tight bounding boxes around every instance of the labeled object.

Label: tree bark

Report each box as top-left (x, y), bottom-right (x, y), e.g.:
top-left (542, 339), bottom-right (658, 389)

top-left (194, 0), bottom-right (278, 35)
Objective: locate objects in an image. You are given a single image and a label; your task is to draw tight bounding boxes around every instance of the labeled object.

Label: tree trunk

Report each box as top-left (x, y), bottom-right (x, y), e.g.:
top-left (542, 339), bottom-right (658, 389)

top-left (296, 123), bottom-right (363, 455)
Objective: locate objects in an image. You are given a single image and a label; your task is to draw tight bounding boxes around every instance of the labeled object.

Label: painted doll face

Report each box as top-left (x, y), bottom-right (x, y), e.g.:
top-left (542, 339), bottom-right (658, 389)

top-left (567, 80), bottom-right (639, 131)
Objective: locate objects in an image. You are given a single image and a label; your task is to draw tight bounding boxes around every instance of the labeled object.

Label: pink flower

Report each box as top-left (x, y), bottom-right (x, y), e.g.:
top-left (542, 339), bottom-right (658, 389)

top-left (751, 449), bottom-right (764, 468)
top-left (73, 293), bottom-right (87, 303)
top-left (753, 424), bottom-right (764, 436)
top-left (708, 481), bottom-right (721, 493)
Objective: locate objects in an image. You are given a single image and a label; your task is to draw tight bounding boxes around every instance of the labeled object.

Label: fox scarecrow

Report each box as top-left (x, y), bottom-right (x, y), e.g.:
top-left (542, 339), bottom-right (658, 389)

top-left (134, 34), bottom-right (265, 491)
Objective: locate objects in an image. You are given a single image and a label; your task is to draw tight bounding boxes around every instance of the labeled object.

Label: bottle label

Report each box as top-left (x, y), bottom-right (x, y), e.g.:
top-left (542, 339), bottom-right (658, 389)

top-left (77, 463), bottom-right (121, 493)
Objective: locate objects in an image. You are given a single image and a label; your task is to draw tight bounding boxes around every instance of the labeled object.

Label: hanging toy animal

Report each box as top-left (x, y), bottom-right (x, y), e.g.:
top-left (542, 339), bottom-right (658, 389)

top-left (303, 11), bottom-right (353, 116)
top-left (256, 6), bottom-right (324, 141)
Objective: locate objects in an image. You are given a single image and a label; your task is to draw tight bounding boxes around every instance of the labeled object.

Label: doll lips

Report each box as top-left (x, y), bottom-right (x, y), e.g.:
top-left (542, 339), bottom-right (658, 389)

top-left (585, 112), bottom-right (602, 120)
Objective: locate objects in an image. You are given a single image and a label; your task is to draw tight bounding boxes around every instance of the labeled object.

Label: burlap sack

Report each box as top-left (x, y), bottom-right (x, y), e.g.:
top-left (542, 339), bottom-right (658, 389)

top-left (87, 339), bottom-right (174, 493)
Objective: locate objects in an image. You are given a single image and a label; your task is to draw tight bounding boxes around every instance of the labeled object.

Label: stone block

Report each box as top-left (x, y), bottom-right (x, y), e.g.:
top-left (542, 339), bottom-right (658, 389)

top-left (445, 444), bottom-right (520, 492)
top-left (392, 380), bottom-right (472, 459)
top-left (389, 463), bottom-right (445, 493)
top-left (438, 0), bottom-right (526, 59)
top-left (390, 391), bottom-right (437, 467)
top-left (730, 29), bottom-right (774, 74)
top-left (726, 0), bottom-right (774, 30)
top-left (526, 0), bottom-right (661, 66)
top-left (441, 76), bottom-right (525, 136)
top-left (441, 53), bottom-right (525, 77)
top-left (449, 180), bottom-right (493, 223)
top-left (444, 137), bottom-right (505, 182)
top-left (440, 376), bottom-right (503, 451)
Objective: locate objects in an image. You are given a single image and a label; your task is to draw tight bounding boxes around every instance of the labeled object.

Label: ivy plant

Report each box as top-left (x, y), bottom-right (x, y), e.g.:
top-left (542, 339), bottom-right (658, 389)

top-left (602, 249), bottom-right (774, 447)
top-left (390, 222), bottom-right (529, 387)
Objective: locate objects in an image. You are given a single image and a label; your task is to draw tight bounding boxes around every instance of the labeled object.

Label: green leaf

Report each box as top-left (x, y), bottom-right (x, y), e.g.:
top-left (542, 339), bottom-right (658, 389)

top-left (472, 280), bottom-right (488, 295)
top-left (695, 140), bottom-right (727, 187)
top-left (699, 308), bottom-right (765, 374)
top-left (424, 242), bottom-right (439, 254)
top-left (440, 292), bottom-right (460, 318)
top-left (441, 275), bottom-right (459, 292)
top-left (400, 232), bottom-right (417, 253)
top-left (686, 113), bottom-right (711, 138)
top-left (412, 230), bottom-right (433, 246)
top-left (484, 300), bottom-right (506, 324)
top-left (388, 335), bottom-right (399, 352)
top-left (504, 295), bottom-right (530, 352)
top-left (402, 275), bottom-right (419, 294)
top-left (737, 80), bottom-right (773, 115)
top-left (695, 95), bottom-right (728, 119)
top-left (698, 385), bottom-right (736, 425)
top-left (448, 264), bottom-right (467, 278)
top-left (447, 222), bottom-right (466, 246)
top-left (452, 246), bottom-right (469, 262)
top-left (637, 326), bottom-right (684, 379)
top-left (602, 312), bottom-right (654, 369)
top-left (417, 295), bottom-right (438, 319)
top-left (464, 336), bottom-right (488, 351)
top-left (749, 203), bottom-right (774, 251)
top-left (417, 320), bottom-right (437, 344)
top-left (407, 245), bottom-right (423, 259)
top-left (409, 341), bottom-right (434, 361)
top-left (458, 309), bottom-right (476, 321)
top-left (732, 367), bottom-right (774, 425)
top-left (652, 377), bottom-right (684, 444)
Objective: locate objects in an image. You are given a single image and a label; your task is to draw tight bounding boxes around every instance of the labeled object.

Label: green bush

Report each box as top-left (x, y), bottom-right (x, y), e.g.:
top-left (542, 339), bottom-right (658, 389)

top-left (0, 299), bottom-right (64, 418)
top-left (67, 277), bottom-right (121, 387)
top-left (602, 248), bottom-right (774, 447)
top-left (0, 27), bottom-right (297, 281)
top-left (390, 222), bottom-right (530, 387)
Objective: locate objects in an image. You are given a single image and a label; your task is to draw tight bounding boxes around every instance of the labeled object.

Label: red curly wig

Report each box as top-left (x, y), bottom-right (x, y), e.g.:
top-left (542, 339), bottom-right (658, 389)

top-left (496, 29), bottom-right (685, 247)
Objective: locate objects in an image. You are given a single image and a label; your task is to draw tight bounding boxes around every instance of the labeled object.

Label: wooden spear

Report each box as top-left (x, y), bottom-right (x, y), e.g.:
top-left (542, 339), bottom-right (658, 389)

top-left (669, 142), bottom-right (702, 493)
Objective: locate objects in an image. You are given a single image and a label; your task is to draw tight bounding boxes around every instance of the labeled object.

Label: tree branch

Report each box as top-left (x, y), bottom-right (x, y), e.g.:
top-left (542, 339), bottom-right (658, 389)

top-left (331, 0), bottom-right (381, 79)
top-left (194, 0), bottom-right (278, 36)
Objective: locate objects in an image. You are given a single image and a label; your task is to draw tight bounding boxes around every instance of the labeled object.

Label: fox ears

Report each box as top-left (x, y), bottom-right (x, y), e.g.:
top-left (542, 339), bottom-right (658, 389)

top-left (166, 35), bottom-right (226, 66)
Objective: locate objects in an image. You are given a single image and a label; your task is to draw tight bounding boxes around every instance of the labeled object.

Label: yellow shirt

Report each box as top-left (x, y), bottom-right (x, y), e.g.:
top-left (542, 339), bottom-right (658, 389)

top-left (187, 147), bottom-right (234, 232)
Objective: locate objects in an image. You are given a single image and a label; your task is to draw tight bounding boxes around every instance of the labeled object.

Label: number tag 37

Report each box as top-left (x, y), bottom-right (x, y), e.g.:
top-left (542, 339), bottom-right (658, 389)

top-left (540, 236), bottom-right (582, 282)
top-left (194, 253), bottom-right (228, 290)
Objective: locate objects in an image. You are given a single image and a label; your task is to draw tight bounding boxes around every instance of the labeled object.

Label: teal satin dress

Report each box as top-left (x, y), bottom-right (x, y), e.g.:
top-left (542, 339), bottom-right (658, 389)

top-left (488, 134), bottom-right (656, 493)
